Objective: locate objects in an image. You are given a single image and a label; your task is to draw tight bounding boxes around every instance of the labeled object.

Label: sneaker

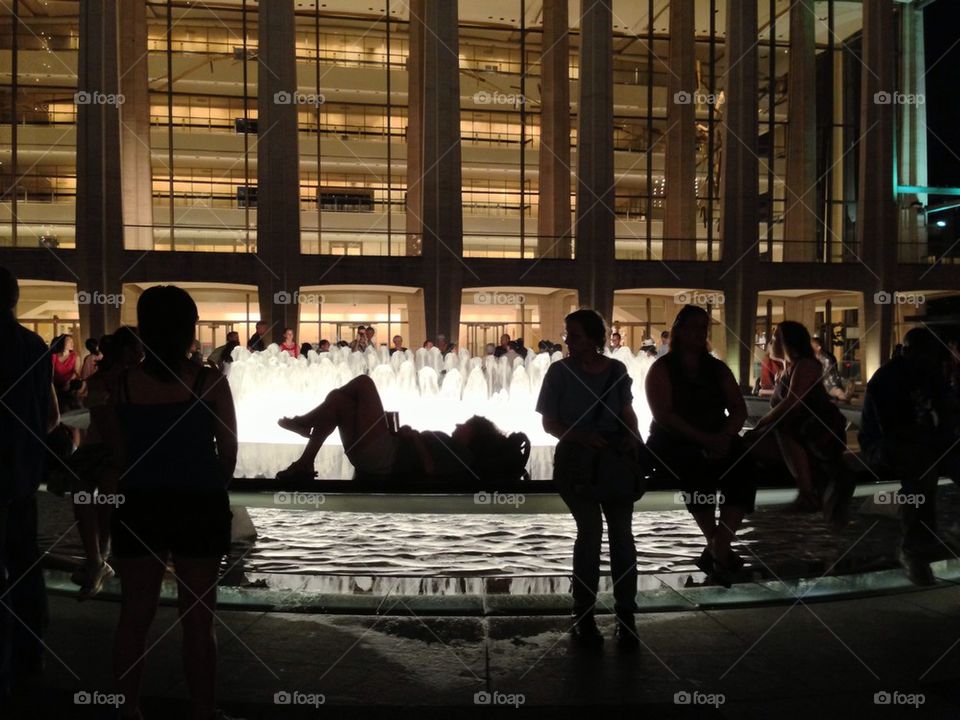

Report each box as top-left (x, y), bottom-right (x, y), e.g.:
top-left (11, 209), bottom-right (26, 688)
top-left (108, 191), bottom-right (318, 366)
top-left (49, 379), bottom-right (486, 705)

top-left (77, 561), bottom-right (114, 601)
top-left (614, 610), bottom-right (640, 651)
top-left (899, 550), bottom-right (936, 586)
top-left (569, 610), bottom-right (603, 649)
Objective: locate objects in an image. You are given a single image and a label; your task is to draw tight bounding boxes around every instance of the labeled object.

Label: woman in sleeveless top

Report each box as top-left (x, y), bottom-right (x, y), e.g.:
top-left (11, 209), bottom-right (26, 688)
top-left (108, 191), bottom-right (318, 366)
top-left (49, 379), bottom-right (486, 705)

top-left (646, 305), bottom-right (753, 588)
top-left (746, 321), bottom-right (848, 513)
top-left (103, 286), bottom-right (238, 720)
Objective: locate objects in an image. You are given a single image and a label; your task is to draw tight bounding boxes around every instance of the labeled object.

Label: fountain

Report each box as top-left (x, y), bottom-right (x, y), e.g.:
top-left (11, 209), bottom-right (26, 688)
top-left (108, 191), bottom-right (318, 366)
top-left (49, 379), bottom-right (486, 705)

top-left (227, 344), bottom-right (656, 479)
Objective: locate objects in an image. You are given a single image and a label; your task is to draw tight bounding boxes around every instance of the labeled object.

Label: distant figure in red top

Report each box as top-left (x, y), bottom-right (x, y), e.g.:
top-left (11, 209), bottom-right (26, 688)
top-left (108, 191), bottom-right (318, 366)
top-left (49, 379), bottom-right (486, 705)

top-left (279, 327), bottom-right (299, 358)
top-left (757, 352), bottom-right (781, 398)
top-left (51, 334), bottom-right (81, 401)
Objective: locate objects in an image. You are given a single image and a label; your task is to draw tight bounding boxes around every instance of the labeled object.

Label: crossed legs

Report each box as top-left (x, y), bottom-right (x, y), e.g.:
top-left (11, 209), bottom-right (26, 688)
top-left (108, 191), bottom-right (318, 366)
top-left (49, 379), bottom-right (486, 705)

top-left (280, 375), bottom-right (391, 473)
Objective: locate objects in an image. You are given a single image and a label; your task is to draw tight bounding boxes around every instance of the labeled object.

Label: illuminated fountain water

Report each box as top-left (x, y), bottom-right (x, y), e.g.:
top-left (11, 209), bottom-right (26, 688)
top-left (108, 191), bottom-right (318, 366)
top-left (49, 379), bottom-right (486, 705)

top-left (228, 344), bottom-right (656, 479)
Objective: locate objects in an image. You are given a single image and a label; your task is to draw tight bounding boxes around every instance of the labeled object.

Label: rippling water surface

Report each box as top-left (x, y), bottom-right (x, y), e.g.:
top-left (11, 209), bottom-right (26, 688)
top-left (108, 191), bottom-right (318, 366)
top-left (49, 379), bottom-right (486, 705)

top-left (40, 489), bottom-right (960, 579)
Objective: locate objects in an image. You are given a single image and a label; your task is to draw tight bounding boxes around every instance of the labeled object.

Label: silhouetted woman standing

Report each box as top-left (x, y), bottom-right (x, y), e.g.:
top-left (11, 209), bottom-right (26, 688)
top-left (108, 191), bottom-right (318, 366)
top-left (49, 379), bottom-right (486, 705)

top-left (104, 286), bottom-right (237, 720)
top-left (537, 309), bottom-right (645, 649)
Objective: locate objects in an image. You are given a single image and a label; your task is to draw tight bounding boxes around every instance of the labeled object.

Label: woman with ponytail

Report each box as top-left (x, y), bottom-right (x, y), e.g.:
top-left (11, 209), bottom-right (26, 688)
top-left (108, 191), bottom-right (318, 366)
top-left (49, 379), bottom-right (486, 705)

top-left (103, 285), bottom-right (238, 720)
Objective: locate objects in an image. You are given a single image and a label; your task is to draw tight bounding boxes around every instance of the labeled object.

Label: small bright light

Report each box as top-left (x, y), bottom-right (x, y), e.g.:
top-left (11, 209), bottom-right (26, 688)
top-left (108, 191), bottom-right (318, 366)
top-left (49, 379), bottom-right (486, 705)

top-left (937, 220), bottom-right (947, 228)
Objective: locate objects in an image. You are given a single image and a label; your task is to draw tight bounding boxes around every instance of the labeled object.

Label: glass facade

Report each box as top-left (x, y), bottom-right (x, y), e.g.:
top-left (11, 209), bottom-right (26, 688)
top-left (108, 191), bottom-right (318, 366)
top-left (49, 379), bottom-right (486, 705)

top-left (0, 1), bottom-right (905, 261)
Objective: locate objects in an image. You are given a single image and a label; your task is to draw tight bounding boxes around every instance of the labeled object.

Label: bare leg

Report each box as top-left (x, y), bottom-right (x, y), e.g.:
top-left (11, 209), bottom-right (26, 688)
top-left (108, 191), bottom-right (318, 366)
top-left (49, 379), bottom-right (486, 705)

top-left (691, 510), bottom-right (717, 544)
top-left (775, 430), bottom-right (816, 496)
top-left (74, 502), bottom-right (104, 569)
top-left (714, 506), bottom-right (747, 566)
top-left (282, 375), bottom-right (390, 471)
top-left (114, 556), bottom-right (166, 719)
top-left (174, 556), bottom-right (221, 720)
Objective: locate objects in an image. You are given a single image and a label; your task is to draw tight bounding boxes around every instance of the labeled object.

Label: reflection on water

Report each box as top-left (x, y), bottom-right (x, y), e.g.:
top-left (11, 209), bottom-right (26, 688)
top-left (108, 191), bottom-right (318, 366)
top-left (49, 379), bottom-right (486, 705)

top-left (39, 487), bottom-right (960, 584)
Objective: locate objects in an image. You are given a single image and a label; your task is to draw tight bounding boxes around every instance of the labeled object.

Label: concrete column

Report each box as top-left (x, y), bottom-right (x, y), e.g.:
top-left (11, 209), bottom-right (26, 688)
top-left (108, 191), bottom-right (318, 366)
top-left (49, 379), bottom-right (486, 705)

top-left (898, 2), bottom-right (928, 262)
top-left (719, 0), bottom-right (759, 387)
top-left (574, 0), bottom-right (615, 324)
top-left (256, 0), bottom-right (301, 338)
top-left (118, 0), bottom-right (153, 251)
top-left (857, 0), bottom-right (898, 379)
top-left (537, 0), bottom-right (572, 258)
top-left (663, 0), bottom-right (697, 260)
top-left (405, 0), bottom-right (425, 255)
top-left (119, 283), bottom-right (143, 326)
top-left (782, 297), bottom-right (817, 335)
top-left (407, 290), bottom-right (427, 349)
top-left (538, 290), bottom-right (571, 346)
top-left (418, 0), bottom-right (464, 343)
top-left (783, 0), bottom-right (817, 261)
top-left (75, 0), bottom-right (124, 340)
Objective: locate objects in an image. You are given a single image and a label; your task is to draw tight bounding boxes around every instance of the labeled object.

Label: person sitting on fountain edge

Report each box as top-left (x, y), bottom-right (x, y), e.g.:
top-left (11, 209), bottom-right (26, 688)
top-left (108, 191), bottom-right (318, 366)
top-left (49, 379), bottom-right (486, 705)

top-left (275, 374), bottom-right (530, 485)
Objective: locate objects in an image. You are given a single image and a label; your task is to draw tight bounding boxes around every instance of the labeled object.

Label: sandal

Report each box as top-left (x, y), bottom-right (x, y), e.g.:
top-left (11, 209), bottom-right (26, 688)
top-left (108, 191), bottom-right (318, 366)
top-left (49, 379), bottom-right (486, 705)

top-left (277, 416), bottom-right (312, 439)
top-left (77, 561), bottom-right (114, 601)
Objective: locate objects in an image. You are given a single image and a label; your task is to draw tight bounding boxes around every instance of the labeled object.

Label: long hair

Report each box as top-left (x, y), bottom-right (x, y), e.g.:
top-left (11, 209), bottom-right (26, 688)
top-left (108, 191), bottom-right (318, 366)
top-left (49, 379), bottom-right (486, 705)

top-left (50, 334), bottom-right (73, 355)
top-left (463, 416), bottom-right (531, 483)
top-left (137, 285), bottom-right (198, 381)
top-left (565, 308), bottom-right (607, 352)
top-left (776, 321), bottom-right (816, 362)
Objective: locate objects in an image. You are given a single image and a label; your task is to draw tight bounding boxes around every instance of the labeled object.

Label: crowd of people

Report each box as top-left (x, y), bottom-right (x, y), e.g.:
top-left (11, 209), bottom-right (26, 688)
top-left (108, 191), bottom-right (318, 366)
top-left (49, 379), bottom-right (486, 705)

top-left (2, 267), bottom-right (960, 713)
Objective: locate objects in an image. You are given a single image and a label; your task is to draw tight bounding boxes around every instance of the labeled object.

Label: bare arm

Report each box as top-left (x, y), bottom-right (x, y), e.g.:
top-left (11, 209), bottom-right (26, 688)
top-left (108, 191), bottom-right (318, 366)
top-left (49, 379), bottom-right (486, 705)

top-left (754, 358), bottom-right (820, 429)
top-left (720, 366), bottom-right (748, 436)
top-left (398, 427), bottom-right (436, 475)
top-left (206, 370), bottom-right (238, 482)
top-left (541, 415), bottom-right (607, 449)
top-left (621, 402), bottom-right (642, 441)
